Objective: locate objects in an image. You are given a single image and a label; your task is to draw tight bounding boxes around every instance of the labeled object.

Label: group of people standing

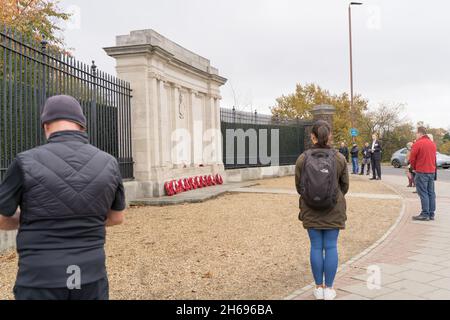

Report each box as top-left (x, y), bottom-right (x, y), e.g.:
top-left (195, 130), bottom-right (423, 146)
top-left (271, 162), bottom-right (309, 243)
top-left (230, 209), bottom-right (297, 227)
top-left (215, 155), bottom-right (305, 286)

top-left (338, 133), bottom-right (383, 180)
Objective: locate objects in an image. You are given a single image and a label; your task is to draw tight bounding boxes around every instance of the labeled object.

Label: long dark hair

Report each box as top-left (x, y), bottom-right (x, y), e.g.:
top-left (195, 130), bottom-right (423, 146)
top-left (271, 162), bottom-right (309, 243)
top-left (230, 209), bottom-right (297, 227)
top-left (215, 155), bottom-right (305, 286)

top-left (311, 120), bottom-right (331, 148)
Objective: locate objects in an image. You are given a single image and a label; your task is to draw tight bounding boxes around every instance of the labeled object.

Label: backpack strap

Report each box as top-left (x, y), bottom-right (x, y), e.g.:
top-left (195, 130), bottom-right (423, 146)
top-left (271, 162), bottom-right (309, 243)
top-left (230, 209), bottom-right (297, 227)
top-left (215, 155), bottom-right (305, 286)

top-left (308, 147), bottom-right (336, 156)
top-left (301, 149), bottom-right (313, 173)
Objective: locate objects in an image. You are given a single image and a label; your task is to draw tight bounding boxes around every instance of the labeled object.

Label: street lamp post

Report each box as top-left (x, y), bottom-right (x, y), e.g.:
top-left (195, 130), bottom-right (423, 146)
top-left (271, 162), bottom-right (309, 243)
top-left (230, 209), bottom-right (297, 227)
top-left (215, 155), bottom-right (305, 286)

top-left (349, 2), bottom-right (362, 143)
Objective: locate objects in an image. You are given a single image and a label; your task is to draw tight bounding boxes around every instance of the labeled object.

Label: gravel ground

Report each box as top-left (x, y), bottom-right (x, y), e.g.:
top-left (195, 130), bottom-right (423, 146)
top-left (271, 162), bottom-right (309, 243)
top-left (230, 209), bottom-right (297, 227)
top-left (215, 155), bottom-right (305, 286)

top-left (0, 176), bottom-right (401, 300)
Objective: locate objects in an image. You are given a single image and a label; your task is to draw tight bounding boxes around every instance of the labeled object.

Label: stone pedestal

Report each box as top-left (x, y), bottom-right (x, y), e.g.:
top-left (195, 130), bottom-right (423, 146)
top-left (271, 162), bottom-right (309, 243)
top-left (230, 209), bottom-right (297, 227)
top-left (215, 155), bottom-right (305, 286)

top-left (104, 30), bottom-right (227, 197)
top-left (312, 104), bottom-right (336, 129)
top-left (304, 104), bottom-right (336, 150)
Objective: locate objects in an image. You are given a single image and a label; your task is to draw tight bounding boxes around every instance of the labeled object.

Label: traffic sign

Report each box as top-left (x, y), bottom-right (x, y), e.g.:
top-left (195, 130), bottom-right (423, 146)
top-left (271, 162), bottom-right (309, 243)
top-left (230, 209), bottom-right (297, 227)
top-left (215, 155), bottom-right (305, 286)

top-left (350, 128), bottom-right (359, 137)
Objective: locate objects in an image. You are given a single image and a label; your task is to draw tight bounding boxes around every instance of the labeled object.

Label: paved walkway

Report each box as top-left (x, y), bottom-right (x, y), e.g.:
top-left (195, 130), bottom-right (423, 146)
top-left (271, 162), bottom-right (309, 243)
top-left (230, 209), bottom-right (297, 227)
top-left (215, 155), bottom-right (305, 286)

top-left (288, 174), bottom-right (450, 300)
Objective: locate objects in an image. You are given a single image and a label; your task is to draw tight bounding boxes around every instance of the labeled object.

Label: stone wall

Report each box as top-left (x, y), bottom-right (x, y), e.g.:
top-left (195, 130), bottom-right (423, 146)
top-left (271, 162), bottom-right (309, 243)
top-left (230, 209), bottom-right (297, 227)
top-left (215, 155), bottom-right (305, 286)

top-left (225, 165), bottom-right (296, 183)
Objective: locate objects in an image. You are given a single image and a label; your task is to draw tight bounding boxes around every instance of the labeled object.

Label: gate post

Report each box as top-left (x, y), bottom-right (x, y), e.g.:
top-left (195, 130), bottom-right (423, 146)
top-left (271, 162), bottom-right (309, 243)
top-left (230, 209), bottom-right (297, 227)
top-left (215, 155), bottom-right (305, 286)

top-left (304, 104), bottom-right (336, 150)
top-left (312, 104), bottom-right (336, 131)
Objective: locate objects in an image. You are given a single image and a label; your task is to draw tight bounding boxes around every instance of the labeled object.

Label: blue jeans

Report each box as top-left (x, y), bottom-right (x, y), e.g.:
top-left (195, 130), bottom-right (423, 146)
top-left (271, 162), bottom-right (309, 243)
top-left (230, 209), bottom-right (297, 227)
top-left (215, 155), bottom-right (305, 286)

top-left (352, 157), bottom-right (359, 174)
top-left (307, 229), bottom-right (340, 288)
top-left (415, 173), bottom-right (436, 218)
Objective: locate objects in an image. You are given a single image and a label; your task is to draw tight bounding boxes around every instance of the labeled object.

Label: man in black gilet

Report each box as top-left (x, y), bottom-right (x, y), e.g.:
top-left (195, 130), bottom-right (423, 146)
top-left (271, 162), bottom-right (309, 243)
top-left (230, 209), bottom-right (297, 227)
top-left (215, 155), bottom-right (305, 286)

top-left (0, 95), bottom-right (126, 300)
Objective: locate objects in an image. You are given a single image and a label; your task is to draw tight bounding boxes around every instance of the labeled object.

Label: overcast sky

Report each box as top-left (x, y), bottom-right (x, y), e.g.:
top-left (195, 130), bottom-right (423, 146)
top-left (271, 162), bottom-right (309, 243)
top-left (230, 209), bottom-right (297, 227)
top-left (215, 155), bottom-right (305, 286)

top-left (59, 0), bottom-right (450, 129)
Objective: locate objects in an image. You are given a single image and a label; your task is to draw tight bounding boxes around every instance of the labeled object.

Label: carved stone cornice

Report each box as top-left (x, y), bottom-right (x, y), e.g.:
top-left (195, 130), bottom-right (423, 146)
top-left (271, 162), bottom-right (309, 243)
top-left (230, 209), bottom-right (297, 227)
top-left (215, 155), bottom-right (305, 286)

top-left (104, 29), bottom-right (227, 86)
top-left (149, 71), bottom-right (164, 81)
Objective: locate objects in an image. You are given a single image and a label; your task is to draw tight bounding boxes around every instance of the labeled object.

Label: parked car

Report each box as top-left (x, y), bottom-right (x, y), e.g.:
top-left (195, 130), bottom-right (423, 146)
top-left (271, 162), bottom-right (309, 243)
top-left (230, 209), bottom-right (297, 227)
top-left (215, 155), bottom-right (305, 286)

top-left (391, 148), bottom-right (408, 168)
top-left (437, 152), bottom-right (450, 169)
top-left (391, 148), bottom-right (450, 169)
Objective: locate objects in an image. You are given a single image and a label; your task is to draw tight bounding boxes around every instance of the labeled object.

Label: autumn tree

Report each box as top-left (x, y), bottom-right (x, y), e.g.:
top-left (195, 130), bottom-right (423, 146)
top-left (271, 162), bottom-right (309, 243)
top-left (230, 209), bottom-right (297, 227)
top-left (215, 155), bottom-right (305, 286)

top-left (440, 141), bottom-right (450, 155)
top-left (271, 83), bottom-right (368, 145)
top-left (0, 1), bottom-right (70, 150)
top-left (344, 103), bottom-right (417, 161)
top-left (0, 0), bottom-right (70, 45)
top-left (0, 0), bottom-right (71, 81)
top-left (441, 130), bottom-right (450, 154)
top-left (444, 130), bottom-right (450, 142)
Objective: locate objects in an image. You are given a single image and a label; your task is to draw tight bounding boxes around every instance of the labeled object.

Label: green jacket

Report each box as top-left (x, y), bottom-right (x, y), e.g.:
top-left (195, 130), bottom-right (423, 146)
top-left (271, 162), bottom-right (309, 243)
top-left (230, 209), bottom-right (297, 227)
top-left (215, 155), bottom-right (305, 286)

top-left (295, 147), bottom-right (350, 230)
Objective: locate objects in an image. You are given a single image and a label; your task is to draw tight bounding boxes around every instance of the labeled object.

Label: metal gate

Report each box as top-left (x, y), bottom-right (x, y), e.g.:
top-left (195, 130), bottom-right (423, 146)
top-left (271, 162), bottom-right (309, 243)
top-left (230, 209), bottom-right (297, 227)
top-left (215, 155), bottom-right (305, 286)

top-left (220, 108), bottom-right (307, 169)
top-left (0, 25), bottom-right (134, 181)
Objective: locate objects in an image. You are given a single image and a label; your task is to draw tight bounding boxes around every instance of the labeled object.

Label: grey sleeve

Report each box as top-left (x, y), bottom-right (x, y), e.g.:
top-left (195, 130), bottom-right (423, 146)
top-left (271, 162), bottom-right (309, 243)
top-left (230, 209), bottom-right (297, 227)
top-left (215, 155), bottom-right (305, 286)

top-left (111, 160), bottom-right (126, 211)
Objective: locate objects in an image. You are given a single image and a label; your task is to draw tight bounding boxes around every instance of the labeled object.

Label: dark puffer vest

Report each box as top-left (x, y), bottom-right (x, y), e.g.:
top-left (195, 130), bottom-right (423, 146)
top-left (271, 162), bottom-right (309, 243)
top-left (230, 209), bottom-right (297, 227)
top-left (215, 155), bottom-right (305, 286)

top-left (15, 130), bottom-right (122, 288)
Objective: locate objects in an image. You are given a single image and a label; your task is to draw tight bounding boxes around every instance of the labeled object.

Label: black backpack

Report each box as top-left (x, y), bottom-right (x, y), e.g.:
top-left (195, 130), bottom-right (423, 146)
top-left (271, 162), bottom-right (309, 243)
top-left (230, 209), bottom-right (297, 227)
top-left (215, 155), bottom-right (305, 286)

top-left (300, 148), bottom-right (339, 210)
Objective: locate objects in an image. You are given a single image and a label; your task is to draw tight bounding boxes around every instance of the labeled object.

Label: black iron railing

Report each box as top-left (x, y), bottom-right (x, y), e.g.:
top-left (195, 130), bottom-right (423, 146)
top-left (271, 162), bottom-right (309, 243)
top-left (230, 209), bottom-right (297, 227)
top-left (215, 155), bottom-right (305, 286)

top-left (0, 25), bottom-right (134, 181)
top-left (220, 107), bottom-right (308, 169)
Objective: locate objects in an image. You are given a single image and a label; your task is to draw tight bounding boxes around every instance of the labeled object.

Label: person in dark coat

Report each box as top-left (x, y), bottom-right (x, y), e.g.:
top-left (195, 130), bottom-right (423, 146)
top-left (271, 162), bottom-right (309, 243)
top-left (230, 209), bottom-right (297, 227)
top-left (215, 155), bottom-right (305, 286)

top-left (369, 133), bottom-right (383, 180)
top-left (0, 95), bottom-right (126, 300)
top-left (338, 142), bottom-right (349, 163)
top-left (295, 121), bottom-right (349, 300)
top-left (360, 142), bottom-right (371, 175)
top-left (350, 143), bottom-right (359, 174)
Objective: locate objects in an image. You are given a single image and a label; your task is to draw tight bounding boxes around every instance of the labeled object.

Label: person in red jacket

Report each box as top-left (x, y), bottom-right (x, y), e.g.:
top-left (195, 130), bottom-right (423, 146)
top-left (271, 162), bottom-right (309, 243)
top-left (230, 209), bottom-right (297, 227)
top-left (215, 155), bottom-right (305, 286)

top-left (409, 126), bottom-right (437, 221)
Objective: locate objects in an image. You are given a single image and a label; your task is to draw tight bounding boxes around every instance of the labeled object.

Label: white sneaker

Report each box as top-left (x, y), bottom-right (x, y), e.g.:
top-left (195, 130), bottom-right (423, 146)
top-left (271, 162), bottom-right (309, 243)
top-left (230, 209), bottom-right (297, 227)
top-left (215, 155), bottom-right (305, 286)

top-left (313, 287), bottom-right (324, 300)
top-left (324, 288), bottom-right (337, 300)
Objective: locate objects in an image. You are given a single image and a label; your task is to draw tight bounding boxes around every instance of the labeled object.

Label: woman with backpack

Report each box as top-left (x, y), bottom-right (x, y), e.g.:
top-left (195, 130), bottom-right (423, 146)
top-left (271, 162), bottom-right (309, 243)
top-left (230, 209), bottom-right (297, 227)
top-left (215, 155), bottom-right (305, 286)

top-left (295, 120), bottom-right (349, 300)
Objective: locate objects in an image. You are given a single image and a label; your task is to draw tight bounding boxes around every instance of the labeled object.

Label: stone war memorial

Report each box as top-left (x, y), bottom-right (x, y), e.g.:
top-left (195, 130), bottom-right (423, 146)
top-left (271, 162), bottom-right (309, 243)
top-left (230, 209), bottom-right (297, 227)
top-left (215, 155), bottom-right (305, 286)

top-left (105, 29), bottom-right (228, 198)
